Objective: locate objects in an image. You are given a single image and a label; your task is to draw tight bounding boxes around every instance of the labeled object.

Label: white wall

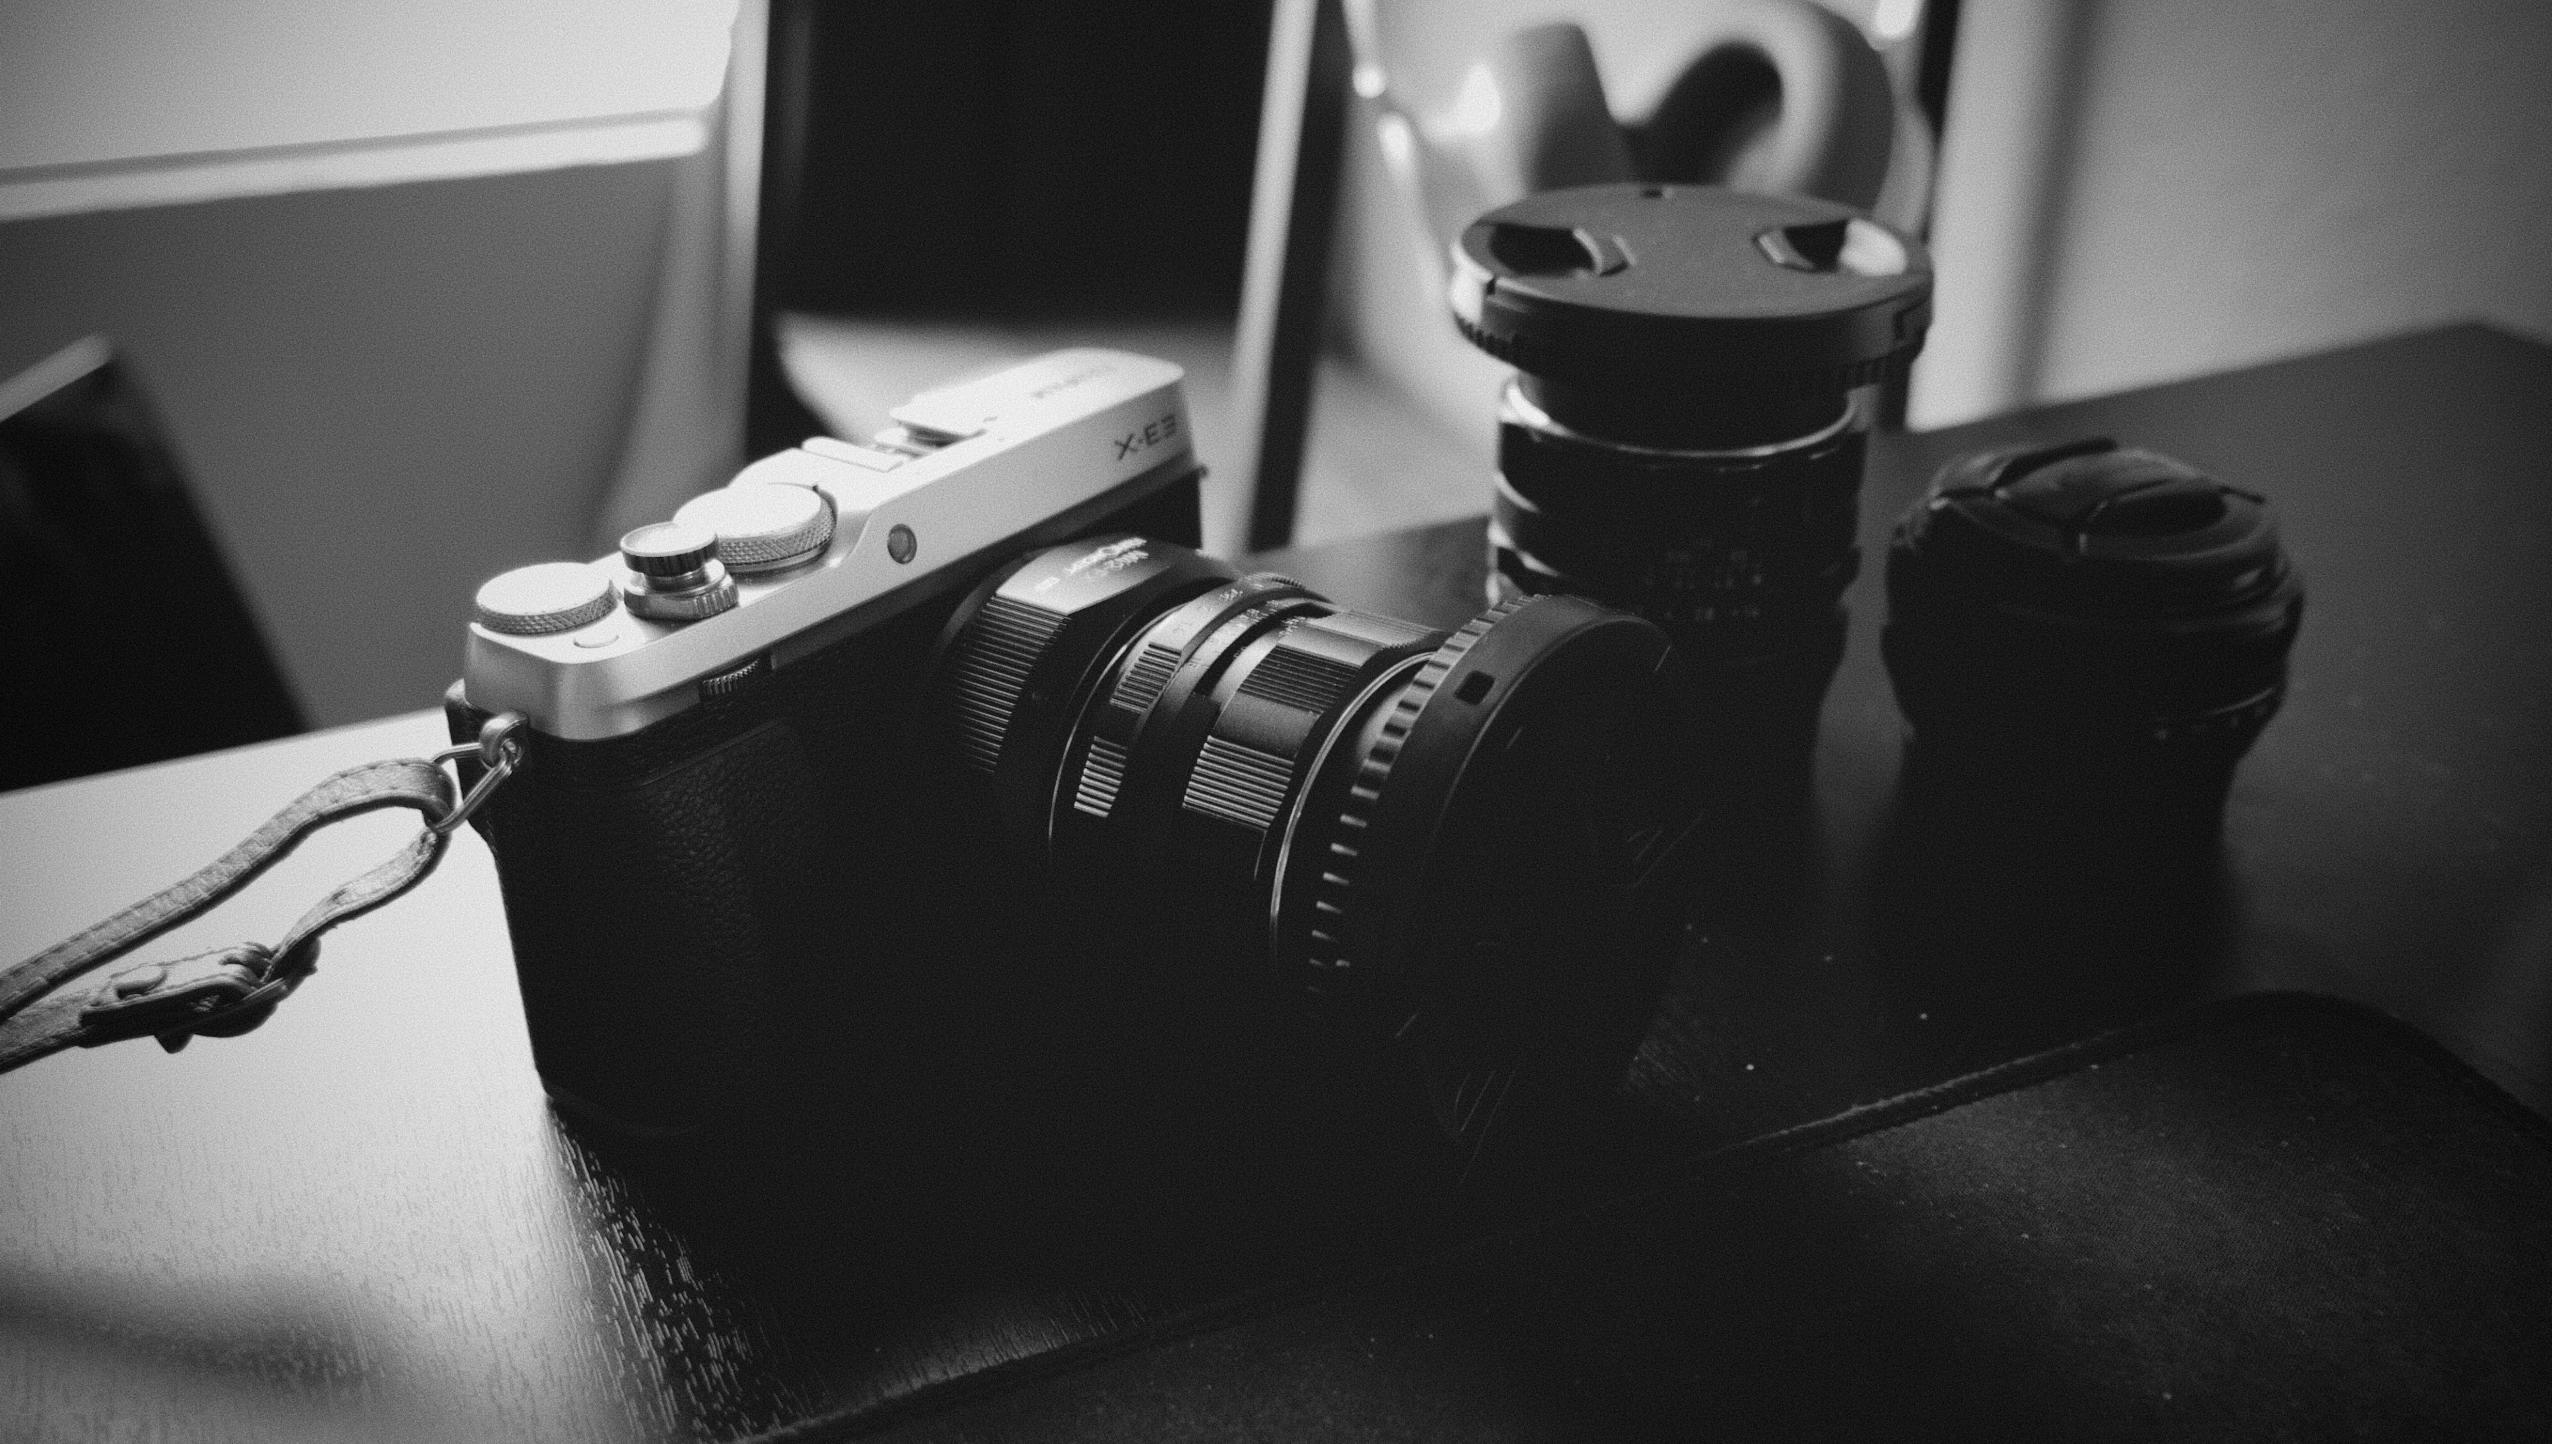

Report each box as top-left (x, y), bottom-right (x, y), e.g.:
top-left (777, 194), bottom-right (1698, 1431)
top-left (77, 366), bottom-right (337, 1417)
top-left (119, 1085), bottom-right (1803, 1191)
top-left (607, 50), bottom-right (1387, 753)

top-left (0, 166), bottom-right (675, 726)
top-left (0, 2), bottom-right (755, 729)
top-left (0, 1), bottom-right (730, 218)
top-left (1913, 0), bottom-right (2552, 426)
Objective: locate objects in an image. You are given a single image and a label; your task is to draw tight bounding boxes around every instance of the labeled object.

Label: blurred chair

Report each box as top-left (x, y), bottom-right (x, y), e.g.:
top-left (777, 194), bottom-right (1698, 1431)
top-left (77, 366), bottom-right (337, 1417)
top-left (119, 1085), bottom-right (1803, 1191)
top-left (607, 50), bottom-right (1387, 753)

top-left (1228, 0), bottom-right (1940, 552)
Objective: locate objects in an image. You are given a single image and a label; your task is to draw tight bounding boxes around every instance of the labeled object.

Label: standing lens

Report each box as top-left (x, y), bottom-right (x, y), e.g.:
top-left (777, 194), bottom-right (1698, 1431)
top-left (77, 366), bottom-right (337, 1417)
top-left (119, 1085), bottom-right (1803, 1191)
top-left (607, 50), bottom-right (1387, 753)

top-left (1449, 184), bottom-right (1933, 766)
top-left (926, 535), bottom-right (1701, 1111)
top-left (1882, 438), bottom-right (2306, 825)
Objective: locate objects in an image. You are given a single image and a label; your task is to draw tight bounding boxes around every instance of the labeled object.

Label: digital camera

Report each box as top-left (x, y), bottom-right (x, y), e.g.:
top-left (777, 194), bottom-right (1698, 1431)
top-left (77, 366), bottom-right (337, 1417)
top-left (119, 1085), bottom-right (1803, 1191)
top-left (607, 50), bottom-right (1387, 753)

top-left (450, 352), bottom-right (1701, 1141)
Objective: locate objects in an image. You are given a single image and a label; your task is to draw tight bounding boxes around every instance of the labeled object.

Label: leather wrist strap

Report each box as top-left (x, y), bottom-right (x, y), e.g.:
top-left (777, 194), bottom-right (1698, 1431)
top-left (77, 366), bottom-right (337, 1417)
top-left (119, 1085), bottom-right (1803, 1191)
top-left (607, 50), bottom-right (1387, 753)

top-left (0, 717), bottom-right (522, 1075)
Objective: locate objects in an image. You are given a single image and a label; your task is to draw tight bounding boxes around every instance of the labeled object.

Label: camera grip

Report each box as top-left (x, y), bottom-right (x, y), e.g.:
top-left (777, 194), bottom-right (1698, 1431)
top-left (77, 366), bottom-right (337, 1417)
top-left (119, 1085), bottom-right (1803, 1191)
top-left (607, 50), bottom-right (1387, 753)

top-left (448, 692), bottom-right (832, 1134)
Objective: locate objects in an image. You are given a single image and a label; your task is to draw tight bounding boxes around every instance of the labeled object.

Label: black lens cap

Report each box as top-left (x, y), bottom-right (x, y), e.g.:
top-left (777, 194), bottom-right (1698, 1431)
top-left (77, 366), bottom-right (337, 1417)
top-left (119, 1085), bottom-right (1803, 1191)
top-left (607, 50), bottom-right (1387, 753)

top-left (1328, 595), bottom-right (1701, 1083)
top-left (1894, 438), bottom-right (2295, 619)
top-left (1884, 438), bottom-right (2306, 746)
top-left (1450, 183), bottom-right (1933, 396)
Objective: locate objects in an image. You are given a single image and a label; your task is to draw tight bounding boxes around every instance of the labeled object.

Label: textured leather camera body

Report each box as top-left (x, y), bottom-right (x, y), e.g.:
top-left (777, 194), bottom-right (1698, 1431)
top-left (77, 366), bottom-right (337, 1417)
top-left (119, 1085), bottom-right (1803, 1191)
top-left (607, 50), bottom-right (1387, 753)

top-left (446, 351), bottom-right (1203, 1136)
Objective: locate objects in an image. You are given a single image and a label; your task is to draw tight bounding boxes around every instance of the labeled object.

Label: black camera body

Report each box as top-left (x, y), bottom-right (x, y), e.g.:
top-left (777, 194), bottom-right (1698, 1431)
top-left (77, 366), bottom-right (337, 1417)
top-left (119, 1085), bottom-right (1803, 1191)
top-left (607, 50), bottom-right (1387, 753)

top-left (448, 352), bottom-right (1205, 1135)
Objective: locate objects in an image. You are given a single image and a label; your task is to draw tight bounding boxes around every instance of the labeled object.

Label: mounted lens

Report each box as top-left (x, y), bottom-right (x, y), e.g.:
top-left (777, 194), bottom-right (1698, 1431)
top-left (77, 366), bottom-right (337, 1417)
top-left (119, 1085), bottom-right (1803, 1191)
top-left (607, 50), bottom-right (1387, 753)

top-left (927, 535), bottom-right (1702, 1106)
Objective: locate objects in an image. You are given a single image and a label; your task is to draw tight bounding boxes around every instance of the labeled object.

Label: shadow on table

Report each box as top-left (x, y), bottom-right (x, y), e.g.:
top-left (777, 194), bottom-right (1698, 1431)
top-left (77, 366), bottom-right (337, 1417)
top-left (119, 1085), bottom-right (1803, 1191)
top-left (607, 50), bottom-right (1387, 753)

top-left (501, 709), bottom-right (2258, 1436)
top-left (1863, 742), bottom-right (2243, 1060)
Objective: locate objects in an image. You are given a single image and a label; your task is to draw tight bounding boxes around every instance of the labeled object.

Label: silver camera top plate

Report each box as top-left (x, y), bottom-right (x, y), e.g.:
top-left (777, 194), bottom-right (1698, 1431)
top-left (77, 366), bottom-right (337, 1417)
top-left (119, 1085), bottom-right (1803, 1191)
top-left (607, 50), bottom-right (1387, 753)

top-left (463, 349), bottom-right (1195, 740)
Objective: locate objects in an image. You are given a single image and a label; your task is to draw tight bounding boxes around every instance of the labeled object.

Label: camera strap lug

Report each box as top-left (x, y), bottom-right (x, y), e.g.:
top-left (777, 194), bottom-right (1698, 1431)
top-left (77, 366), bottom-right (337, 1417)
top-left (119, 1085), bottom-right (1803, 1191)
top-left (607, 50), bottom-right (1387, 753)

top-left (430, 713), bottom-right (526, 836)
top-left (0, 714), bottom-right (526, 1074)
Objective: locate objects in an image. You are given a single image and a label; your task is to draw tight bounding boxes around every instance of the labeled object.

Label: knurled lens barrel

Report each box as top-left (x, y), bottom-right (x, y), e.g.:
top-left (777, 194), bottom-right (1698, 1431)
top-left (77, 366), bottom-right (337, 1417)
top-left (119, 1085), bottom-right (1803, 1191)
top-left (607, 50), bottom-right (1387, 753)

top-left (1053, 581), bottom-right (1440, 998)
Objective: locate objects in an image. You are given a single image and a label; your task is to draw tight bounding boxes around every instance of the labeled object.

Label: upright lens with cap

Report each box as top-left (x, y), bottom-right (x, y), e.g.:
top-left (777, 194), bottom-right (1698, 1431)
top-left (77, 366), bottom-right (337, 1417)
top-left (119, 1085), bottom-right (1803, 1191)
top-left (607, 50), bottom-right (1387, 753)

top-left (1449, 184), bottom-right (1934, 769)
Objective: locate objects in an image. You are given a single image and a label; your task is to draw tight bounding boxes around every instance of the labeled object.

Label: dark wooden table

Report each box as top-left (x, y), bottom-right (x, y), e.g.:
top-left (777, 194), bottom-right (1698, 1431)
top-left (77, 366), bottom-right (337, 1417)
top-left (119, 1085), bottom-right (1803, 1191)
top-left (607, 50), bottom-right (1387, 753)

top-left (4, 324), bottom-right (2548, 1441)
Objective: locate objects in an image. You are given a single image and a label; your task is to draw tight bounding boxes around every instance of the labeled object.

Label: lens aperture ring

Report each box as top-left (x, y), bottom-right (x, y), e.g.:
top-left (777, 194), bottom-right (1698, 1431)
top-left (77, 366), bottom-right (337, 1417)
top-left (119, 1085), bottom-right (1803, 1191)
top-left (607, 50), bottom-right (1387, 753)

top-left (1102, 592), bottom-right (1325, 867)
top-left (1489, 388), bottom-right (1867, 661)
top-left (1048, 578), bottom-right (1446, 975)
top-left (1056, 574), bottom-right (1313, 826)
top-left (1135, 605), bottom-right (1443, 919)
top-left (1492, 488), bottom-right (1860, 612)
top-left (1496, 409), bottom-right (1865, 520)
top-left (1179, 610), bottom-right (1442, 841)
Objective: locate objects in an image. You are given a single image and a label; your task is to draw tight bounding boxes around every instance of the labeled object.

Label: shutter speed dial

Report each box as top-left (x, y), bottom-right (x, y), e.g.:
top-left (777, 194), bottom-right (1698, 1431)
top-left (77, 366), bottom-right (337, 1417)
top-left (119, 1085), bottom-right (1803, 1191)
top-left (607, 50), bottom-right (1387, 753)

top-left (674, 483), bottom-right (835, 574)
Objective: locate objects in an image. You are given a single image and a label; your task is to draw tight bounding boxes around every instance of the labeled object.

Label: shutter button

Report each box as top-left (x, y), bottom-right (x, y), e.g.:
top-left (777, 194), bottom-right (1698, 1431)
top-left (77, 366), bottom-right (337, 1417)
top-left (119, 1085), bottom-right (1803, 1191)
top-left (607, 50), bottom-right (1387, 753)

top-left (619, 522), bottom-right (738, 622)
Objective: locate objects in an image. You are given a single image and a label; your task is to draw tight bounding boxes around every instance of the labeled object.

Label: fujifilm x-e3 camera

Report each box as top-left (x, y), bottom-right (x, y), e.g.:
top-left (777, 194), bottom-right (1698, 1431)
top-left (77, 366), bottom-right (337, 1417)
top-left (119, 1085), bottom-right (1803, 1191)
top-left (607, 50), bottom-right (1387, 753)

top-left (449, 351), bottom-right (1700, 1140)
